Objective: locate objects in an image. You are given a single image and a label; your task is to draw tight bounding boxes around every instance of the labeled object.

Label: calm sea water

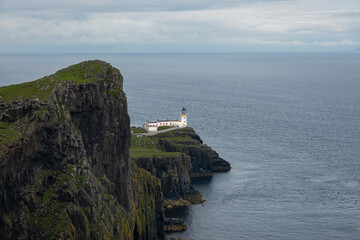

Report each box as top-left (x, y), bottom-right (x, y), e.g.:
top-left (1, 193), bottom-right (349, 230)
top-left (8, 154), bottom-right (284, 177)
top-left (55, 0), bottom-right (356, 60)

top-left (1, 53), bottom-right (360, 240)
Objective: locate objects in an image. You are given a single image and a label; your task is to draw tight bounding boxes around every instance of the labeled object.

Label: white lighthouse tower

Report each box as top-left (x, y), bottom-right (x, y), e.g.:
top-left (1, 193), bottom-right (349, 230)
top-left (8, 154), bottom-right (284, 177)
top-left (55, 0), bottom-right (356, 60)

top-left (181, 107), bottom-right (187, 126)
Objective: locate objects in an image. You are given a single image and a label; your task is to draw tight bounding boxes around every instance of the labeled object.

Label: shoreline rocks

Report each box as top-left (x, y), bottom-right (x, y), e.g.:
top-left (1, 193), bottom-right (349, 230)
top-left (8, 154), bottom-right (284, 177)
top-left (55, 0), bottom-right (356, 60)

top-left (165, 218), bottom-right (187, 233)
top-left (154, 127), bottom-right (231, 176)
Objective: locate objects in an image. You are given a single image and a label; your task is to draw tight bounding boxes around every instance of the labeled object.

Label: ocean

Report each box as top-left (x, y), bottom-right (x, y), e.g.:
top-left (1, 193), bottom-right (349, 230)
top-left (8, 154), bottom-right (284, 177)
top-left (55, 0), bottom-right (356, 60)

top-left (1, 53), bottom-right (360, 240)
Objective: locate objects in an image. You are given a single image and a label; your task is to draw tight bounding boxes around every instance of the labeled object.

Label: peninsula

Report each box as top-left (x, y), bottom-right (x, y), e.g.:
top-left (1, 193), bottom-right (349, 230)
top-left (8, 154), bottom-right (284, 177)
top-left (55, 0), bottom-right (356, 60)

top-left (0, 60), bottom-right (230, 239)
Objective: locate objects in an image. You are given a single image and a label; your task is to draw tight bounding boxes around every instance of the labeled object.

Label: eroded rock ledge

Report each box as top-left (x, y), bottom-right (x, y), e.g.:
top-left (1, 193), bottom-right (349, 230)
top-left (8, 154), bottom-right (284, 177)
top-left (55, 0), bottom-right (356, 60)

top-left (164, 218), bottom-right (187, 233)
top-left (155, 127), bottom-right (231, 173)
top-left (130, 127), bottom-right (231, 233)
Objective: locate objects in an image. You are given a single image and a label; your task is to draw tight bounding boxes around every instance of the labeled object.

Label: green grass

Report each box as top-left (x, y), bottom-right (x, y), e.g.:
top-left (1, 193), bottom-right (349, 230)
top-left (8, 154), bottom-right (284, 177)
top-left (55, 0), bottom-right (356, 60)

top-left (28, 206), bottom-right (68, 240)
top-left (107, 89), bottom-right (123, 96)
top-left (37, 106), bottom-right (47, 115)
top-left (158, 126), bottom-right (174, 131)
top-left (52, 61), bottom-right (112, 84)
top-left (130, 135), bottom-right (181, 158)
top-left (0, 60), bottom-right (117, 103)
top-left (131, 135), bottom-right (155, 148)
top-left (42, 187), bottom-right (55, 203)
top-left (155, 127), bottom-right (191, 137)
top-left (0, 77), bottom-right (56, 102)
top-left (0, 122), bottom-right (21, 155)
top-left (156, 135), bottom-right (194, 143)
top-left (130, 147), bottom-right (180, 158)
top-left (131, 127), bottom-right (147, 134)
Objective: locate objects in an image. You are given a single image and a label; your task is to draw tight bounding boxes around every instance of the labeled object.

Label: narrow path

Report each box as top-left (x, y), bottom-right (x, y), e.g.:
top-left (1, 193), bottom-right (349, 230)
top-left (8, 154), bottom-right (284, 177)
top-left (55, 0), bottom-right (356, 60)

top-left (136, 127), bottom-right (186, 136)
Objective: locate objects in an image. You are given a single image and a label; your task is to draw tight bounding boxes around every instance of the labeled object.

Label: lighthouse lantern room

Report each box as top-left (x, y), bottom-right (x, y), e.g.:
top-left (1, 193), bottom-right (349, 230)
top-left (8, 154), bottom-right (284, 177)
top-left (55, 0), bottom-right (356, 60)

top-left (181, 107), bottom-right (187, 126)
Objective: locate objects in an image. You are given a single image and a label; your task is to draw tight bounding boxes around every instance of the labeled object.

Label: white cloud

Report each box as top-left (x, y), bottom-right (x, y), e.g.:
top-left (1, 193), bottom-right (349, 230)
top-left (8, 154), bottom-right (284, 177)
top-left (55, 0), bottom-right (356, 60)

top-left (313, 39), bottom-right (360, 46)
top-left (213, 37), bottom-right (306, 45)
top-left (0, 0), bottom-right (291, 12)
top-left (0, 0), bottom-right (359, 51)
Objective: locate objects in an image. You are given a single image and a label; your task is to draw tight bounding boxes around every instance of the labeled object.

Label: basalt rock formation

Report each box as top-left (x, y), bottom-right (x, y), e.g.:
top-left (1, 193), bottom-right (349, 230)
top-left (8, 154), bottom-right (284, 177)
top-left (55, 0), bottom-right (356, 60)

top-left (0, 60), bottom-right (231, 239)
top-left (0, 60), bottom-right (164, 239)
top-left (164, 218), bottom-right (187, 233)
top-left (129, 133), bottom-right (204, 210)
top-left (132, 154), bottom-right (198, 201)
top-left (130, 127), bottom-right (230, 204)
top-left (130, 127), bottom-right (230, 233)
top-left (154, 128), bottom-right (231, 176)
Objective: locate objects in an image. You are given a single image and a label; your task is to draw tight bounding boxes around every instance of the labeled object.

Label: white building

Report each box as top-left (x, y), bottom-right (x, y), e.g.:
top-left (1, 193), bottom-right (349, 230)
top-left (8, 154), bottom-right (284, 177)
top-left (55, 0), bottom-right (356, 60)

top-left (143, 108), bottom-right (187, 132)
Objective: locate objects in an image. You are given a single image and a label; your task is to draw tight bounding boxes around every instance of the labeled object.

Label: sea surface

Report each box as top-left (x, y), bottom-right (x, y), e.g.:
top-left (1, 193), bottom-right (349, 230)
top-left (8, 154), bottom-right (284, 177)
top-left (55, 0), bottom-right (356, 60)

top-left (1, 53), bottom-right (360, 240)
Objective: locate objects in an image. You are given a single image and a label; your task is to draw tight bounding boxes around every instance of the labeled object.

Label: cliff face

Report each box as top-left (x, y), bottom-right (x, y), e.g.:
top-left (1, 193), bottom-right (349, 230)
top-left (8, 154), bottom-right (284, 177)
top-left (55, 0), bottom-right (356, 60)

top-left (132, 154), bottom-right (198, 200)
top-left (130, 132), bottom-right (203, 204)
top-left (0, 60), bottom-right (231, 239)
top-left (0, 61), bottom-right (164, 239)
top-left (130, 127), bottom-right (230, 209)
top-left (154, 128), bottom-right (231, 174)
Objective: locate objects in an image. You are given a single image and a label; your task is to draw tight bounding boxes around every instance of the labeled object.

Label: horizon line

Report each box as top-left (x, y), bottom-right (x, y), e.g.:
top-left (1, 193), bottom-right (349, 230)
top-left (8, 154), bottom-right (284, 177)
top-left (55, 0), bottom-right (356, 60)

top-left (0, 50), bottom-right (359, 55)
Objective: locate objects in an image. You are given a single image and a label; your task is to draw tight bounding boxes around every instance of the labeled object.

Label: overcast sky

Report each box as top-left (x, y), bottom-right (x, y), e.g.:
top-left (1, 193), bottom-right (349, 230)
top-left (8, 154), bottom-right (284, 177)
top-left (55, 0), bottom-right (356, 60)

top-left (0, 0), bottom-right (359, 52)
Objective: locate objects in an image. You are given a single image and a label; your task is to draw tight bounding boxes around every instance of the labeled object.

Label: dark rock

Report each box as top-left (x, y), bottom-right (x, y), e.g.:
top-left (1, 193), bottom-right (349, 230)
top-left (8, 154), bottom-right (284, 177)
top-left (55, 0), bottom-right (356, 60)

top-left (190, 171), bottom-right (213, 179)
top-left (164, 218), bottom-right (187, 233)
top-left (155, 127), bottom-right (231, 175)
top-left (132, 154), bottom-right (200, 201)
top-left (0, 60), bottom-right (164, 240)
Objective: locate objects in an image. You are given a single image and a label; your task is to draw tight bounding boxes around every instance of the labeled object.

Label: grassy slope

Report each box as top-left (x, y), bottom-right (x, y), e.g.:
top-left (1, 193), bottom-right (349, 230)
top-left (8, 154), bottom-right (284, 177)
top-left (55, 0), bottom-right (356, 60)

top-left (152, 127), bottom-right (201, 148)
top-left (130, 135), bottom-right (180, 158)
top-left (0, 60), bottom-right (117, 103)
top-left (0, 60), bottom-right (122, 154)
top-left (129, 127), bottom-right (203, 158)
top-left (157, 126), bottom-right (174, 131)
top-left (131, 127), bottom-right (147, 134)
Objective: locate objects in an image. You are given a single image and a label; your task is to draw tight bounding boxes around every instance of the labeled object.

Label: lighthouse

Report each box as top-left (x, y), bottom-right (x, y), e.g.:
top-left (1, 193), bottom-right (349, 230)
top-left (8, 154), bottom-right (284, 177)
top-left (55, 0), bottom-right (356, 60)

top-left (181, 107), bottom-right (187, 126)
top-left (143, 108), bottom-right (188, 132)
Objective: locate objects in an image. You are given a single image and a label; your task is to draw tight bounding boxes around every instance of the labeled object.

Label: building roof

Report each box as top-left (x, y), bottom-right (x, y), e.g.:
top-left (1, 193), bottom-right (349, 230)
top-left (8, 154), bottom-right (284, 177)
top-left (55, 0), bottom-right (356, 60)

top-left (157, 119), bottom-right (179, 122)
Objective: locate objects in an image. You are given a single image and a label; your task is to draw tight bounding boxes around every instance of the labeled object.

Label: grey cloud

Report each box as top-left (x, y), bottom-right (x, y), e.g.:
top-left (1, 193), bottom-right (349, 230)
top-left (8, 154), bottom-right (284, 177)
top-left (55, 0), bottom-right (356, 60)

top-left (0, 0), bottom-right (359, 52)
top-left (0, 0), bottom-right (293, 12)
top-left (330, 11), bottom-right (360, 18)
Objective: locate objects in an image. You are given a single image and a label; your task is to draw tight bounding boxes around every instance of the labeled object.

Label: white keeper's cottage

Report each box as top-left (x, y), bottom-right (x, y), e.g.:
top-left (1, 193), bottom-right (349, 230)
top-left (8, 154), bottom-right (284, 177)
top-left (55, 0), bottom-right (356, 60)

top-left (143, 108), bottom-right (187, 132)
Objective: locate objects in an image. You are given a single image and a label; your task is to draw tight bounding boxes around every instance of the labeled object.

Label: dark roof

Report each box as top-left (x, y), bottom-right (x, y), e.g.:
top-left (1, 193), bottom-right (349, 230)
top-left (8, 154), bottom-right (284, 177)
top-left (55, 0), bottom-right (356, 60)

top-left (158, 119), bottom-right (179, 122)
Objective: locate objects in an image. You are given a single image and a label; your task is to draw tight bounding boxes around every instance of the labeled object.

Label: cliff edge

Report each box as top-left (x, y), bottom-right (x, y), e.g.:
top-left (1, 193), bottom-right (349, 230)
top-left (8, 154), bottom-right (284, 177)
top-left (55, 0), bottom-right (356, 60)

top-left (0, 60), bottom-right (231, 239)
top-left (154, 127), bottom-right (231, 174)
top-left (0, 60), bottom-right (164, 239)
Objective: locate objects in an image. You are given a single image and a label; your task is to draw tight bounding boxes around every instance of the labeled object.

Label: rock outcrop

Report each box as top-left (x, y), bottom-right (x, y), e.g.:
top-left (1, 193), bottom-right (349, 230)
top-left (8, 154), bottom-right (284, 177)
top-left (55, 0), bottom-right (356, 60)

top-left (130, 127), bottom-right (230, 202)
top-left (130, 134), bottom-right (204, 211)
top-left (164, 218), bottom-right (187, 233)
top-left (154, 128), bottom-right (231, 175)
top-left (0, 60), bottom-right (231, 239)
top-left (0, 60), bottom-right (164, 239)
top-left (130, 127), bottom-right (230, 233)
top-left (132, 154), bottom-right (198, 200)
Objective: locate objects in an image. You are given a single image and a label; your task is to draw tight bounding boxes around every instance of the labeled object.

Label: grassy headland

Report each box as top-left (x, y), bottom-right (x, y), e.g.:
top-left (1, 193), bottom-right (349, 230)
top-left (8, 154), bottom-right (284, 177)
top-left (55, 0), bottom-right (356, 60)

top-left (130, 132), bottom-right (181, 158)
top-left (0, 60), bottom-right (117, 103)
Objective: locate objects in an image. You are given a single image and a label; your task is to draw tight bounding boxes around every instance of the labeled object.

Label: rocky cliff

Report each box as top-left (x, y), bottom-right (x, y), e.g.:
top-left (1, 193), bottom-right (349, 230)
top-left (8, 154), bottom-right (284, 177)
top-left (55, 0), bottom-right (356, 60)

top-left (0, 60), bottom-right (164, 239)
top-left (130, 133), bottom-right (203, 206)
top-left (130, 127), bottom-right (230, 202)
top-left (130, 127), bottom-right (230, 233)
top-left (132, 155), bottom-right (196, 200)
top-left (154, 128), bottom-right (231, 175)
top-left (0, 60), bottom-right (231, 239)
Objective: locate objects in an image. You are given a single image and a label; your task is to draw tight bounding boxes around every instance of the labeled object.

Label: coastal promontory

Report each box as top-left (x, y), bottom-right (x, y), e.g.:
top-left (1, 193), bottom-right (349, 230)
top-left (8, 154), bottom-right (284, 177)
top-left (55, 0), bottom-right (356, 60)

top-left (0, 60), bottom-right (230, 239)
